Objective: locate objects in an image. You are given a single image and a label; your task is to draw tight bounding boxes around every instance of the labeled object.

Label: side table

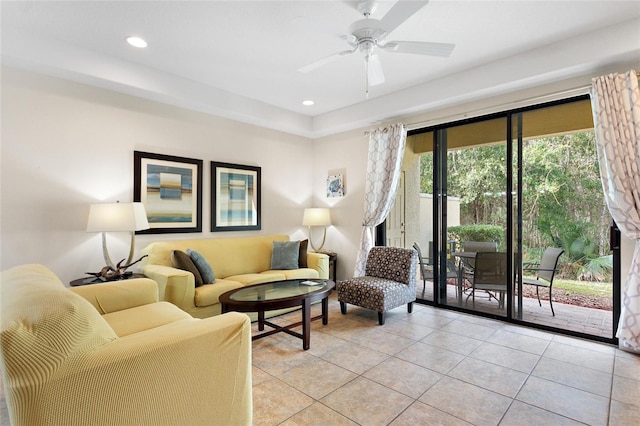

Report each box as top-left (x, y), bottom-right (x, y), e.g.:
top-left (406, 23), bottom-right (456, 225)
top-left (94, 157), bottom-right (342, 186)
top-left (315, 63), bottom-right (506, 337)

top-left (70, 273), bottom-right (146, 287)
top-left (319, 250), bottom-right (337, 282)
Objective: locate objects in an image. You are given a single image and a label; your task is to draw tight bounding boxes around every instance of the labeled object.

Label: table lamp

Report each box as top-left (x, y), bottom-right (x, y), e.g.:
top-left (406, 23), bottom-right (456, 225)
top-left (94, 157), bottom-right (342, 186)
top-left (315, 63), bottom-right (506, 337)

top-left (86, 202), bottom-right (150, 270)
top-left (302, 208), bottom-right (331, 252)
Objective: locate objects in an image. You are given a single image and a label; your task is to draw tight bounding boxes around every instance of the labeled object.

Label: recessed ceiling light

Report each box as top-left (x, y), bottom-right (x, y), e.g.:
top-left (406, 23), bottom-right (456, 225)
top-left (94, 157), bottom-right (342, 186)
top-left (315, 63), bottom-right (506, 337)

top-left (126, 36), bottom-right (147, 48)
top-left (302, 100), bottom-right (314, 106)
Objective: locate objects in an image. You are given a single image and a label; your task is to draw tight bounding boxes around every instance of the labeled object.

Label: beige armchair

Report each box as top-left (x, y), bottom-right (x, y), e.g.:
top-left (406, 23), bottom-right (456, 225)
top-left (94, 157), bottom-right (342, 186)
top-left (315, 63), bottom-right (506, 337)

top-left (0, 264), bottom-right (252, 426)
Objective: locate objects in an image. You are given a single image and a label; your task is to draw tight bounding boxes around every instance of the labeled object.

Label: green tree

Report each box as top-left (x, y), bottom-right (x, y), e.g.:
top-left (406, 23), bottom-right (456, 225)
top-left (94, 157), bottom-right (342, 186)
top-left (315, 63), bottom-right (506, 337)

top-left (419, 131), bottom-right (611, 280)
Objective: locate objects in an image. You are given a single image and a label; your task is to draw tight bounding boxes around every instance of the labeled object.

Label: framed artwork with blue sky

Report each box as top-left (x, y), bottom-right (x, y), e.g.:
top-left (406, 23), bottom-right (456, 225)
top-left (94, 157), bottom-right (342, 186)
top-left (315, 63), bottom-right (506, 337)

top-left (211, 161), bottom-right (261, 232)
top-left (134, 151), bottom-right (203, 233)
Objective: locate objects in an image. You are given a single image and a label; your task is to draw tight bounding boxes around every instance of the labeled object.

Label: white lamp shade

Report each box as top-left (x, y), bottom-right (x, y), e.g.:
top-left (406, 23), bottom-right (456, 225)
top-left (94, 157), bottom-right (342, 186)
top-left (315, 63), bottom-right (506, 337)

top-left (302, 208), bottom-right (331, 227)
top-left (86, 202), bottom-right (150, 232)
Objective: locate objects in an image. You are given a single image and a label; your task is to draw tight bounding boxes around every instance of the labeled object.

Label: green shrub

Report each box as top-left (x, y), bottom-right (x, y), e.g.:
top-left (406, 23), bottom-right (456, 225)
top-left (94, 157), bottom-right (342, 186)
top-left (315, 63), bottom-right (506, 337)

top-left (577, 255), bottom-right (613, 282)
top-left (447, 225), bottom-right (505, 250)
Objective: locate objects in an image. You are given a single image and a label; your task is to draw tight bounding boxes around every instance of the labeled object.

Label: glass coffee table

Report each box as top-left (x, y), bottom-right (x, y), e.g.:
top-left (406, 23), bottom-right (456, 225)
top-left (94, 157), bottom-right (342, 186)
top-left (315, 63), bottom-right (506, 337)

top-left (220, 279), bottom-right (335, 350)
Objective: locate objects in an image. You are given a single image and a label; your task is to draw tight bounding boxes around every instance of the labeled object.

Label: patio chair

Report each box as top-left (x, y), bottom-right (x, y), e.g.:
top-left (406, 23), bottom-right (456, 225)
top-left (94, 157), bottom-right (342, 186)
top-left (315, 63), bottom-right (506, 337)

top-left (413, 242), bottom-right (459, 296)
top-left (523, 247), bottom-right (564, 316)
top-left (459, 241), bottom-right (499, 288)
top-left (337, 246), bottom-right (417, 325)
top-left (467, 251), bottom-right (508, 309)
top-left (461, 241), bottom-right (498, 268)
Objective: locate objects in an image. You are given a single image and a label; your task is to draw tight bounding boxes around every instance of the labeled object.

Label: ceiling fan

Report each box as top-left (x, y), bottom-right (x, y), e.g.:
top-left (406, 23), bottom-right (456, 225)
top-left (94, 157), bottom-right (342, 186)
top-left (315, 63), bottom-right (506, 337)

top-left (297, 0), bottom-right (455, 95)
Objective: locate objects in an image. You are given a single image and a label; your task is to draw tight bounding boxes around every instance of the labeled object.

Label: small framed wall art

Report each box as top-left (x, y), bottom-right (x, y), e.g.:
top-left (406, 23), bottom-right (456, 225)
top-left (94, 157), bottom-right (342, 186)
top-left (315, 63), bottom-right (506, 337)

top-left (327, 174), bottom-right (344, 197)
top-left (211, 161), bottom-right (261, 231)
top-left (134, 151), bottom-right (203, 234)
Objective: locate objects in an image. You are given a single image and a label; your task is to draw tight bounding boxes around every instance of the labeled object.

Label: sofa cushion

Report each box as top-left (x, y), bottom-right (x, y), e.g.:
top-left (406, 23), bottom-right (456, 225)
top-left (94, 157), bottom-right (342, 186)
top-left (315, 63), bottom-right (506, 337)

top-left (271, 240), bottom-right (300, 270)
top-left (187, 248), bottom-right (215, 283)
top-left (172, 250), bottom-right (204, 287)
top-left (225, 273), bottom-right (286, 286)
top-left (194, 279), bottom-right (244, 308)
top-left (102, 301), bottom-right (192, 337)
top-left (274, 268), bottom-right (320, 280)
top-left (141, 235), bottom-right (293, 278)
top-left (298, 239), bottom-right (309, 268)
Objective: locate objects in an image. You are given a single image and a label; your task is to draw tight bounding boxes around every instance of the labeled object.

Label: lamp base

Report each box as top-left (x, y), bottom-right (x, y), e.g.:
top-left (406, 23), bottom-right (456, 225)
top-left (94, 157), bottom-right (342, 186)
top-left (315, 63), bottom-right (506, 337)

top-left (308, 226), bottom-right (327, 252)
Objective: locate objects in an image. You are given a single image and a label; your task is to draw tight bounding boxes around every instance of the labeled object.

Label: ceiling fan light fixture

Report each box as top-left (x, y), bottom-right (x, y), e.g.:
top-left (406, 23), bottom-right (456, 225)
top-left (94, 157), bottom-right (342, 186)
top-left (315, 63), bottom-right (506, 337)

top-left (296, 0), bottom-right (454, 96)
top-left (348, 19), bottom-right (387, 43)
top-left (359, 39), bottom-right (375, 56)
top-left (366, 54), bottom-right (385, 86)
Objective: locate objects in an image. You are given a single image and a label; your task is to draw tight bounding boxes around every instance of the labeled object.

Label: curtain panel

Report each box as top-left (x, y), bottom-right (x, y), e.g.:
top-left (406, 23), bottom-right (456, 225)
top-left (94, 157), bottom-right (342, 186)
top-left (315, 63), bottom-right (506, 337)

top-left (354, 124), bottom-right (407, 276)
top-left (591, 70), bottom-right (640, 352)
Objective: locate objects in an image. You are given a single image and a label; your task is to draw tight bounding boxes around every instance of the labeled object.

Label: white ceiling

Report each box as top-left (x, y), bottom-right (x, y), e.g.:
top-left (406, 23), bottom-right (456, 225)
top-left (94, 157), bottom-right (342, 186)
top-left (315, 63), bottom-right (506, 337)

top-left (2, 1), bottom-right (640, 138)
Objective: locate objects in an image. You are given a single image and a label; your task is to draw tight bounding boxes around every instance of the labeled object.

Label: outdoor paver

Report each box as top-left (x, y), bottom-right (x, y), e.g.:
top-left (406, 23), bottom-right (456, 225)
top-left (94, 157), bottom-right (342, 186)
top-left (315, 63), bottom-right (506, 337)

top-left (416, 286), bottom-right (614, 338)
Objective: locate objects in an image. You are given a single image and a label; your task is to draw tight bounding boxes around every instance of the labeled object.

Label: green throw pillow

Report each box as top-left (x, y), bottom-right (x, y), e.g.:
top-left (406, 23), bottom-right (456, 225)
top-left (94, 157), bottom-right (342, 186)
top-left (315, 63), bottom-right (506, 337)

top-left (186, 248), bottom-right (215, 284)
top-left (171, 250), bottom-right (204, 287)
top-left (271, 240), bottom-right (300, 270)
top-left (298, 239), bottom-right (308, 268)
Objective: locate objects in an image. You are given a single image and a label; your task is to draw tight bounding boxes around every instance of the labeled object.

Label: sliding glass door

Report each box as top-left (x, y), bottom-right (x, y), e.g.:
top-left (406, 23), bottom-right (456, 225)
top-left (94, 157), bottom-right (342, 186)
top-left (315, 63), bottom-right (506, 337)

top-left (512, 100), bottom-right (615, 339)
top-left (411, 96), bottom-right (618, 342)
top-left (437, 117), bottom-right (509, 317)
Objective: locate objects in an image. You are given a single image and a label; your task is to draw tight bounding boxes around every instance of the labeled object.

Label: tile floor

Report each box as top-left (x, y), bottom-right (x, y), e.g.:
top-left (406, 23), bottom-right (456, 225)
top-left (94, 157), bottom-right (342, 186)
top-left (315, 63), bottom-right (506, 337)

top-left (251, 294), bottom-right (640, 426)
top-left (417, 283), bottom-right (615, 339)
top-left (1, 295), bottom-right (637, 426)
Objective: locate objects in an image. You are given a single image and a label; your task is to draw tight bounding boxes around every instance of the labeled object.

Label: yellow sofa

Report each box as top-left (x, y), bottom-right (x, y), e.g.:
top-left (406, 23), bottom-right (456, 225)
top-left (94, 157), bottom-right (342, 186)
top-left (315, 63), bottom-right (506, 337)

top-left (140, 234), bottom-right (329, 318)
top-left (0, 264), bottom-right (252, 426)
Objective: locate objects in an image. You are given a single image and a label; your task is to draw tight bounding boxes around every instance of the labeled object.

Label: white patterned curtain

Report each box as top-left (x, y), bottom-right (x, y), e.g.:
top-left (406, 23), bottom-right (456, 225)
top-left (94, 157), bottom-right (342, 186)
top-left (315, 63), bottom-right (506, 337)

top-left (354, 124), bottom-right (407, 276)
top-left (591, 70), bottom-right (640, 352)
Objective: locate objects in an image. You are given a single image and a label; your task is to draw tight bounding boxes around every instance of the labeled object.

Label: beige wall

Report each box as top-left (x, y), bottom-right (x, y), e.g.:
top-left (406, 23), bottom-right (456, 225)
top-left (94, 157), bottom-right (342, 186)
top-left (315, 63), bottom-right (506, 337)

top-left (310, 129), bottom-right (367, 281)
top-left (311, 128), bottom-right (423, 280)
top-left (0, 67), bottom-right (317, 283)
top-left (418, 194), bottom-right (461, 251)
top-left (2, 66), bottom-right (636, 289)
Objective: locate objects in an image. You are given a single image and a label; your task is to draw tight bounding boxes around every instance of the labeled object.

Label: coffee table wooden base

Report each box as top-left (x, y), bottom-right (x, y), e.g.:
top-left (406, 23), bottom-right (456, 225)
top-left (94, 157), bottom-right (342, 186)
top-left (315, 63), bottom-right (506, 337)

top-left (220, 280), bottom-right (334, 350)
top-left (253, 297), bottom-right (330, 350)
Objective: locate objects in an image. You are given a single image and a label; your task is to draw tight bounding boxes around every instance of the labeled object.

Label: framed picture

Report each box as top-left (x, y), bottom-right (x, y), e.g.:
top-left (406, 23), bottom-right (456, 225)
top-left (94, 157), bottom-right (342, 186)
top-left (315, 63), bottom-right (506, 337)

top-left (134, 151), bottom-right (203, 234)
top-left (211, 161), bottom-right (261, 231)
top-left (327, 174), bottom-right (344, 197)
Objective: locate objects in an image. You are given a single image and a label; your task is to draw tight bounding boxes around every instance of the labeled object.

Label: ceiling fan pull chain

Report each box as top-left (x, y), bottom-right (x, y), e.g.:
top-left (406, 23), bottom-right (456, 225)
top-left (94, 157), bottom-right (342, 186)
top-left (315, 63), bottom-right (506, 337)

top-left (365, 56), bottom-right (370, 98)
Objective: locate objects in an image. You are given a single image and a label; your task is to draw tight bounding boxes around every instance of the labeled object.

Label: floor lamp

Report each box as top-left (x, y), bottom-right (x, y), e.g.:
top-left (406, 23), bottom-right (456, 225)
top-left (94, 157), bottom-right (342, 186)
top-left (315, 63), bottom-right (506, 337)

top-left (86, 202), bottom-right (150, 271)
top-left (302, 208), bottom-right (331, 252)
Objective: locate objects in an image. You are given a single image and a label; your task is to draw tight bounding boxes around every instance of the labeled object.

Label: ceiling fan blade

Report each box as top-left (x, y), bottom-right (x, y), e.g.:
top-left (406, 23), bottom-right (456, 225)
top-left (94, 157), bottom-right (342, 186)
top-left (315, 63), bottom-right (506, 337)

top-left (379, 0), bottom-right (430, 35)
top-left (297, 49), bottom-right (355, 73)
top-left (382, 41), bottom-right (455, 57)
top-left (367, 54), bottom-right (385, 86)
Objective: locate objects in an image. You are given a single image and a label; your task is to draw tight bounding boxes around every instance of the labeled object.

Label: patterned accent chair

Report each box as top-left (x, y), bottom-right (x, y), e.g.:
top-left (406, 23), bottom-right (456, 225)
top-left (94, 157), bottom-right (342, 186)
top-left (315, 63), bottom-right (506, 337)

top-left (337, 246), bottom-right (417, 325)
